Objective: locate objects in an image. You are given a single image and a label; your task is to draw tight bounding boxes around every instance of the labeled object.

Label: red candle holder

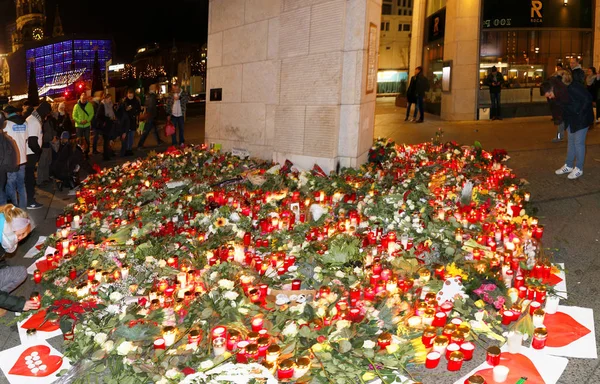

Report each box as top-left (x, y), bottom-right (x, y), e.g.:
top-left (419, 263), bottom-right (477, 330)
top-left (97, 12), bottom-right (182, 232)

top-left (460, 342), bottom-right (475, 360)
top-left (425, 351), bottom-right (441, 369)
top-left (529, 301), bottom-right (541, 315)
top-left (251, 316), bottom-right (264, 332)
top-left (445, 343), bottom-right (460, 360)
top-left (154, 338), bottom-right (166, 350)
top-left (291, 279), bottom-right (301, 290)
top-left (501, 310), bottom-right (514, 325)
top-left (432, 311), bottom-right (447, 327)
top-left (33, 270), bottom-right (42, 284)
top-left (447, 351), bottom-right (464, 371)
top-left (486, 346), bottom-right (501, 366)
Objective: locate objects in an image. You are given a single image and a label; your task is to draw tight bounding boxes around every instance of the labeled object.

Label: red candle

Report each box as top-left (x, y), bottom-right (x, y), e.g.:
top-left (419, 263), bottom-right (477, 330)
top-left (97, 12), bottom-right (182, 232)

top-left (425, 351), bottom-right (441, 369)
top-left (501, 310), bottom-right (514, 325)
top-left (243, 232), bottom-right (252, 246)
top-left (236, 341), bottom-right (249, 363)
top-left (370, 274), bottom-right (380, 286)
top-left (532, 328), bottom-right (548, 349)
top-left (212, 326), bottom-right (227, 339)
top-left (167, 256), bottom-right (179, 268)
top-left (259, 284), bottom-right (268, 298)
top-left (445, 343), bottom-right (460, 360)
top-left (440, 302), bottom-right (453, 313)
top-left (291, 279), bottom-right (301, 290)
top-left (529, 301), bottom-right (541, 315)
top-left (277, 359), bottom-right (295, 380)
top-left (364, 287), bottom-right (375, 301)
top-left (518, 286), bottom-right (527, 298)
top-left (460, 342), bottom-right (475, 360)
top-left (251, 316), bottom-right (264, 332)
top-left (447, 351), bottom-right (464, 371)
top-left (514, 276), bottom-right (524, 289)
top-left (350, 308), bottom-right (363, 322)
top-left (69, 268), bottom-right (77, 280)
top-left (486, 346), bottom-right (501, 366)
top-left (33, 270), bottom-right (42, 284)
top-left (432, 311), bottom-right (447, 327)
top-left (87, 269), bottom-right (95, 281)
top-left (154, 338), bottom-right (166, 350)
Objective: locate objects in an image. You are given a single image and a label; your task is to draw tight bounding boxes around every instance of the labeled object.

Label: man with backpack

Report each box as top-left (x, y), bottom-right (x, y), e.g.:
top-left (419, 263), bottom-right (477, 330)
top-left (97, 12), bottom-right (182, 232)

top-left (1, 106), bottom-right (27, 209)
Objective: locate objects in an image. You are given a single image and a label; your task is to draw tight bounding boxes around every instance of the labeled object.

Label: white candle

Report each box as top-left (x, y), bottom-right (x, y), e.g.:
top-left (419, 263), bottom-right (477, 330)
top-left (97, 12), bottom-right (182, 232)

top-left (493, 365), bottom-right (510, 383)
top-left (163, 328), bottom-right (176, 347)
top-left (72, 215), bottom-right (81, 229)
top-left (506, 331), bottom-right (523, 354)
top-left (545, 296), bottom-right (560, 314)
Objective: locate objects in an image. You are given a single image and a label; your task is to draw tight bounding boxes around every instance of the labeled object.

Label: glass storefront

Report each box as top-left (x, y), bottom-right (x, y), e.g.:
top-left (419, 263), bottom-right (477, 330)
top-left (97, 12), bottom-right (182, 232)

top-left (422, 0), bottom-right (446, 115)
top-left (479, 0), bottom-right (593, 114)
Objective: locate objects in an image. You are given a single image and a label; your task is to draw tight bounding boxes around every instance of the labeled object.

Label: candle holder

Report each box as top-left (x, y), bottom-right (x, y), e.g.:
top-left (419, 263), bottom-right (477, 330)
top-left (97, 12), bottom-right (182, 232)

top-left (447, 351), bottom-right (464, 371)
top-left (425, 351), bottom-right (441, 369)
top-left (486, 346), bottom-right (501, 366)
top-left (532, 327), bottom-right (548, 349)
top-left (277, 359), bottom-right (295, 380)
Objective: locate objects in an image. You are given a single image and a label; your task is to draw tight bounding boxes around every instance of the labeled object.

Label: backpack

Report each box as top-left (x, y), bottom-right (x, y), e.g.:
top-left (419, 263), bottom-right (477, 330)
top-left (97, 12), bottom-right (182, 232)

top-left (0, 131), bottom-right (18, 173)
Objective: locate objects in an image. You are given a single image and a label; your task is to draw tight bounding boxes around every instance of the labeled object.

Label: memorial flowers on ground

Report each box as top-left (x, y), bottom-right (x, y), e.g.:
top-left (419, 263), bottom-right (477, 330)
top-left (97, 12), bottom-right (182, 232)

top-left (27, 138), bottom-right (559, 383)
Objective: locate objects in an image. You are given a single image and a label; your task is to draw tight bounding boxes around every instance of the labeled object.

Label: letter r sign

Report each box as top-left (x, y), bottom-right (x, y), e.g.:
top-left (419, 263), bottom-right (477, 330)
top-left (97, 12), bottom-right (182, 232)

top-left (531, 0), bottom-right (542, 18)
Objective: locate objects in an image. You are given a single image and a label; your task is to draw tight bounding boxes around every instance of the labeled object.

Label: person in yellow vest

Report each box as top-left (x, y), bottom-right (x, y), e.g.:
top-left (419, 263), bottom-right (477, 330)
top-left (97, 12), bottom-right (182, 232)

top-left (72, 92), bottom-right (94, 153)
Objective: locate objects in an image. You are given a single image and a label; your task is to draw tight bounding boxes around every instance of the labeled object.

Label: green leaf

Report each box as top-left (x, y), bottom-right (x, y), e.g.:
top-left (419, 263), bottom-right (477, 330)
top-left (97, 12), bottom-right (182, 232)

top-left (445, 246), bottom-right (455, 256)
top-left (338, 340), bottom-right (352, 353)
top-left (114, 324), bottom-right (159, 341)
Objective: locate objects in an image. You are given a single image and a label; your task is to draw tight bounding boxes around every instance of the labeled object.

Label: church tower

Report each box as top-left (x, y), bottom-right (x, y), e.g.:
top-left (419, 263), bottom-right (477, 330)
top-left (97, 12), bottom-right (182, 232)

top-left (52, 5), bottom-right (64, 37)
top-left (12, 0), bottom-right (46, 52)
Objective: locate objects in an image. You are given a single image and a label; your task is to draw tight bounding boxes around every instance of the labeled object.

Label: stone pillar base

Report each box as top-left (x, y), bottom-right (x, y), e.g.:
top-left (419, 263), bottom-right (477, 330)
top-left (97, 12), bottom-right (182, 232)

top-left (272, 150), bottom-right (370, 174)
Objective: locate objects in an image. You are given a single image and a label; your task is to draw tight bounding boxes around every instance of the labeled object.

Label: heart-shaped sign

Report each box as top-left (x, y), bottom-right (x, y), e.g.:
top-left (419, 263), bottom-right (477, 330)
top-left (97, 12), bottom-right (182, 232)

top-left (473, 352), bottom-right (544, 384)
top-left (20, 310), bottom-right (60, 333)
top-left (35, 258), bottom-right (50, 274)
top-left (544, 311), bottom-right (591, 348)
top-left (8, 345), bottom-right (63, 377)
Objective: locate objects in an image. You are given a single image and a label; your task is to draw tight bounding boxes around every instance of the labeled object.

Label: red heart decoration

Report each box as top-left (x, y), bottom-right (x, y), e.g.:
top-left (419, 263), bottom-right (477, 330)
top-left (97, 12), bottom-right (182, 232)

top-left (544, 311), bottom-right (591, 348)
top-left (473, 352), bottom-right (545, 384)
top-left (542, 273), bottom-right (563, 286)
top-left (20, 310), bottom-right (60, 333)
top-left (35, 258), bottom-right (51, 273)
top-left (8, 345), bottom-right (63, 377)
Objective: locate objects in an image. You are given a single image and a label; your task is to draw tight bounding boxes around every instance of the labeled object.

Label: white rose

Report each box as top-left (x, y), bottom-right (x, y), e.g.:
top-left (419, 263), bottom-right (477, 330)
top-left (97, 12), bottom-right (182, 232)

top-left (313, 267), bottom-right (322, 273)
top-left (238, 307), bottom-right (249, 315)
top-left (289, 303), bottom-right (306, 314)
top-left (209, 271), bottom-right (218, 281)
top-left (158, 260), bottom-right (167, 268)
top-left (165, 369), bottom-right (180, 379)
top-left (106, 304), bottom-right (120, 314)
top-left (200, 360), bottom-right (214, 370)
top-left (223, 291), bottom-right (239, 301)
top-left (336, 320), bottom-right (352, 330)
top-left (93, 333), bottom-right (108, 345)
top-left (103, 340), bottom-right (114, 352)
top-left (117, 341), bottom-right (135, 356)
top-left (145, 256), bottom-right (156, 264)
top-left (363, 340), bottom-right (376, 349)
top-left (155, 379), bottom-right (168, 384)
top-left (282, 322), bottom-right (298, 338)
top-left (316, 307), bottom-right (326, 318)
top-left (109, 292), bottom-right (123, 302)
top-left (218, 279), bottom-right (234, 290)
top-left (335, 271), bottom-right (345, 279)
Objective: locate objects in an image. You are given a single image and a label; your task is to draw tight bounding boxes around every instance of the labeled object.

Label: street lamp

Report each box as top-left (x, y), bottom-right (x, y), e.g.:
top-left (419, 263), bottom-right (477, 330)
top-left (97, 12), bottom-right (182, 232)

top-left (563, 0), bottom-right (568, 5)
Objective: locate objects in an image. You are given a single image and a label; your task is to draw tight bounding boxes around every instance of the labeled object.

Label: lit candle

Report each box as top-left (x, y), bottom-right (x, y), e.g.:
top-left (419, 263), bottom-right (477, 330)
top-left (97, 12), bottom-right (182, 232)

top-left (213, 337), bottom-right (226, 356)
top-left (447, 351), bottom-right (464, 371)
top-left (154, 338), bottom-right (166, 350)
top-left (251, 316), bottom-right (264, 332)
top-left (29, 292), bottom-right (41, 310)
top-left (266, 344), bottom-right (281, 363)
top-left (460, 342), bottom-right (475, 360)
top-left (33, 270), bottom-right (42, 284)
top-left (532, 309), bottom-right (545, 328)
top-left (211, 326), bottom-right (227, 339)
top-left (293, 357), bottom-right (311, 379)
top-left (277, 359), bottom-right (295, 380)
top-left (72, 215), bottom-right (81, 229)
top-left (162, 326), bottom-right (176, 347)
top-left (425, 351), bottom-right (441, 369)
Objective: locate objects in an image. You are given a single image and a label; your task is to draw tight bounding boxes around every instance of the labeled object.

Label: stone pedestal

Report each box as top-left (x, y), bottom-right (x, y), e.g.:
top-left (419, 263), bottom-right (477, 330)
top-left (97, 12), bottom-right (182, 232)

top-left (440, 0), bottom-right (481, 121)
top-left (206, 0), bottom-right (382, 173)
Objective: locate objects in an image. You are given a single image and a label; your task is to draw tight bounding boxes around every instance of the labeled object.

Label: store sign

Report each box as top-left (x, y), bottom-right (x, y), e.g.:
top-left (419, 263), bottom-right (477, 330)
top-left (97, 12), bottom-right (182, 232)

top-left (483, 0), bottom-right (592, 29)
top-left (426, 9), bottom-right (445, 42)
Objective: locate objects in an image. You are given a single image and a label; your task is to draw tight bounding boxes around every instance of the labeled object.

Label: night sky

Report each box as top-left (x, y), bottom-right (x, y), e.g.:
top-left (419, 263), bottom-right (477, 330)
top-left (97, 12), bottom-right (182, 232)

top-left (0, 0), bottom-right (209, 61)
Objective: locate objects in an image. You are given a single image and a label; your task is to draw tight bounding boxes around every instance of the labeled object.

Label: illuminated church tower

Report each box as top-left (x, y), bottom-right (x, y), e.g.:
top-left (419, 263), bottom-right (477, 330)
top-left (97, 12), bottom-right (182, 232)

top-left (11, 0), bottom-right (46, 52)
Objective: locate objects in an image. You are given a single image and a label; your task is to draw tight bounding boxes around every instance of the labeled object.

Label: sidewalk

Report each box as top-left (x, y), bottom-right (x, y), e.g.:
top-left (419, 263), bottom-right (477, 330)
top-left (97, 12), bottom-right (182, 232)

top-left (0, 102), bottom-right (599, 383)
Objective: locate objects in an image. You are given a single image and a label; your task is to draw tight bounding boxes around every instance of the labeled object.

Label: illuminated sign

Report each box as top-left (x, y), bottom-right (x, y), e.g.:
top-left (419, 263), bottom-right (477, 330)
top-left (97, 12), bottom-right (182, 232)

top-left (109, 64), bottom-right (124, 71)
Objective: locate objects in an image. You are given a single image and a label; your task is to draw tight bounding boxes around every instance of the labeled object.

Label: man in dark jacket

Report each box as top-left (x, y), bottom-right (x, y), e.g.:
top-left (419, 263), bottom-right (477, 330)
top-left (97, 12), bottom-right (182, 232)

top-left (122, 89), bottom-right (140, 156)
top-left (570, 58), bottom-right (585, 85)
top-left (487, 66), bottom-right (505, 120)
top-left (137, 84), bottom-right (163, 148)
top-left (405, 69), bottom-right (419, 122)
top-left (546, 74), bottom-right (569, 142)
top-left (413, 67), bottom-right (429, 123)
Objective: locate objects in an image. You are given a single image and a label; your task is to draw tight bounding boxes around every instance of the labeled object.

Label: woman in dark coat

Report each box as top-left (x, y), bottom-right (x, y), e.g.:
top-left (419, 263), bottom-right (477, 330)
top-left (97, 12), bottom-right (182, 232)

top-left (542, 70), bottom-right (593, 179)
top-left (546, 73), bottom-right (569, 142)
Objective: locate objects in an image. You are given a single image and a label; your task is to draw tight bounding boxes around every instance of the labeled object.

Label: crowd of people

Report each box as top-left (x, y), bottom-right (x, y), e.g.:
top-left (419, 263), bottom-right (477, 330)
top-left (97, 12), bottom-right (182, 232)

top-left (0, 83), bottom-right (191, 315)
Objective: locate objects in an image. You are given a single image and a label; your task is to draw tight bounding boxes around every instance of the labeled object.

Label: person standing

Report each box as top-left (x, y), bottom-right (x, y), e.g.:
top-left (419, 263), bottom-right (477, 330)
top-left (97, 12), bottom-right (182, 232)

top-left (90, 92), bottom-right (103, 155)
top-left (137, 84), bottom-right (162, 148)
top-left (25, 101), bottom-right (51, 210)
top-left (122, 89), bottom-right (140, 156)
top-left (2, 106), bottom-right (28, 209)
top-left (542, 70), bottom-right (593, 179)
top-left (487, 66), bottom-right (504, 120)
top-left (36, 109), bottom-right (57, 186)
top-left (405, 69), bottom-right (419, 122)
top-left (414, 67), bottom-right (429, 123)
top-left (72, 92), bottom-right (94, 151)
top-left (96, 93), bottom-right (117, 161)
top-left (569, 58), bottom-right (585, 85)
top-left (546, 72), bottom-right (569, 143)
top-left (0, 204), bottom-right (39, 315)
top-left (165, 84), bottom-right (189, 144)
top-left (0, 112), bottom-right (19, 208)
top-left (56, 102), bottom-right (73, 137)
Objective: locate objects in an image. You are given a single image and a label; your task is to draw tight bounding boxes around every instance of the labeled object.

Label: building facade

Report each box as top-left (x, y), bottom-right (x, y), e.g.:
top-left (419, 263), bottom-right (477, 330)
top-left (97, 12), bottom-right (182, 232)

top-left (410, 0), bottom-right (596, 120)
top-left (378, 0), bottom-right (413, 94)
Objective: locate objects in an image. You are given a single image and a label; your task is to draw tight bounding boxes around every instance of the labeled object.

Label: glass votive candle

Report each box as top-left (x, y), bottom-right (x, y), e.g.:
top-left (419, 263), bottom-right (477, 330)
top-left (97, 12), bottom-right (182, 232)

top-left (266, 344), bottom-right (281, 363)
top-left (421, 326), bottom-right (437, 348)
top-left (277, 359), bottom-right (295, 380)
top-left (532, 327), bottom-right (548, 349)
top-left (460, 341), bottom-right (475, 360)
top-left (377, 333), bottom-right (392, 349)
top-left (257, 337), bottom-right (270, 357)
top-left (465, 375), bottom-right (486, 384)
top-left (445, 343), bottom-right (460, 360)
top-left (450, 330), bottom-right (465, 345)
top-left (227, 329), bottom-right (241, 351)
top-left (433, 335), bottom-right (449, 355)
top-left (493, 365), bottom-right (510, 383)
top-left (246, 344), bottom-right (259, 360)
top-left (236, 341), bottom-right (249, 363)
top-left (422, 309), bottom-right (435, 326)
top-left (293, 357), bottom-right (311, 379)
top-left (213, 337), bottom-right (227, 356)
top-left (154, 338), bottom-right (166, 350)
top-left (532, 309), bottom-right (545, 328)
top-left (447, 351), bottom-right (464, 371)
top-left (486, 346), bottom-right (501, 366)
top-left (440, 302), bottom-right (453, 313)
top-left (425, 351), bottom-right (441, 369)
top-left (162, 326), bottom-right (176, 347)
top-left (251, 316), bottom-right (264, 332)
top-left (545, 295), bottom-right (560, 314)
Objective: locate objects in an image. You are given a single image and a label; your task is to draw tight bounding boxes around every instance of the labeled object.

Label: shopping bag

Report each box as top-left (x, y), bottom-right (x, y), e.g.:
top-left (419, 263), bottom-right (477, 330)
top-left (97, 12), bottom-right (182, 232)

top-left (165, 122), bottom-right (176, 136)
top-left (137, 121), bottom-right (145, 135)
